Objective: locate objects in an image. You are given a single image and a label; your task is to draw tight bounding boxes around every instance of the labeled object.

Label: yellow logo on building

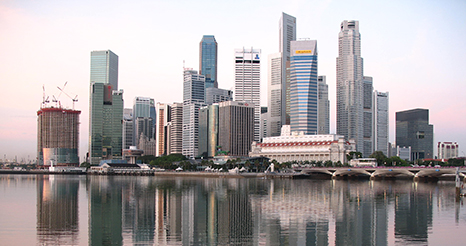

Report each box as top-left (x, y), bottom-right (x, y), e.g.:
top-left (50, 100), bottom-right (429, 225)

top-left (295, 50), bottom-right (312, 54)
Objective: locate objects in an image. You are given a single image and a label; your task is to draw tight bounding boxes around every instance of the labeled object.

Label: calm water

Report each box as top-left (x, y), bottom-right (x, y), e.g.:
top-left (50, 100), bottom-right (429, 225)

top-left (1, 175), bottom-right (466, 246)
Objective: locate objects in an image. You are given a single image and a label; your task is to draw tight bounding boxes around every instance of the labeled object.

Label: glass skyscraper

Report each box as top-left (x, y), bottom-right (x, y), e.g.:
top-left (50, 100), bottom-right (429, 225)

top-left (90, 50), bottom-right (119, 90)
top-left (89, 50), bottom-right (123, 165)
top-left (289, 40), bottom-right (318, 134)
top-left (199, 35), bottom-right (218, 89)
top-left (337, 20), bottom-right (364, 153)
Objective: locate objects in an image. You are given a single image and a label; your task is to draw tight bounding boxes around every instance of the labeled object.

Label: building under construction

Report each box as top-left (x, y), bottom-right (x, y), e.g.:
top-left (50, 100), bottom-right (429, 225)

top-left (37, 107), bottom-right (81, 167)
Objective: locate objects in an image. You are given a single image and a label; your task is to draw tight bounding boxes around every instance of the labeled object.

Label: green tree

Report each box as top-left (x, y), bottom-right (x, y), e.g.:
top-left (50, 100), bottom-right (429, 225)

top-left (346, 151), bottom-right (362, 161)
top-left (369, 151), bottom-right (388, 166)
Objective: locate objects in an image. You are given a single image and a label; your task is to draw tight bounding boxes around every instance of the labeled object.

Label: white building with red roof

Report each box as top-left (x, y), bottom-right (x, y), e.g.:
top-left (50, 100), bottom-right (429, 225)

top-left (249, 125), bottom-right (355, 163)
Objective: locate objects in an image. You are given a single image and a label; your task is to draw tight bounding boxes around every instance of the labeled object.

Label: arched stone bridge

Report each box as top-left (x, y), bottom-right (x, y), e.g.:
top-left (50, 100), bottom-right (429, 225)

top-left (295, 167), bottom-right (466, 180)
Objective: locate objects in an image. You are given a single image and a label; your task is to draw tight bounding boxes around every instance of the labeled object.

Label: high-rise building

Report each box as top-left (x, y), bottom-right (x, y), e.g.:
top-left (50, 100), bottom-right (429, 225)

top-left (168, 102), bottom-right (183, 155)
top-left (199, 35), bottom-right (218, 89)
top-left (267, 53), bottom-right (282, 137)
top-left (279, 13), bottom-right (297, 125)
top-left (218, 101), bottom-right (255, 157)
top-left (438, 142), bottom-right (459, 159)
top-left (205, 87), bottom-right (233, 105)
top-left (89, 83), bottom-right (124, 165)
top-left (155, 103), bottom-right (171, 156)
top-left (89, 50), bottom-right (123, 165)
top-left (90, 50), bottom-right (119, 90)
top-left (317, 76), bottom-right (330, 134)
top-left (363, 76), bottom-right (373, 157)
top-left (373, 91), bottom-right (389, 156)
top-left (336, 20), bottom-right (364, 153)
top-left (182, 69), bottom-right (206, 159)
top-left (122, 108), bottom-right (133, 149)
top-left (396, 108), bottom-right (434, 160)
top-left (234, 47), bottom-right (261, 142)
top-left (198, 104), bottom-right (219, 158)
top-left (37, 107), bottom-right (81, 167)
top-left (132, 97), bottom-right (152, 147)
top-left (135, 117), bottom-right (153, 148)
top-left (289, 40), bottom-right (318, 135)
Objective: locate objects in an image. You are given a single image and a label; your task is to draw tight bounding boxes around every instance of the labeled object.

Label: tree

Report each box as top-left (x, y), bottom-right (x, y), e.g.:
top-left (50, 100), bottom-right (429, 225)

top-left (369, 151), bottom-right (388, 166)
top-left (346, 151), bottom-right (362, 161)
top-left (388, 156), bottom-right (407, 166)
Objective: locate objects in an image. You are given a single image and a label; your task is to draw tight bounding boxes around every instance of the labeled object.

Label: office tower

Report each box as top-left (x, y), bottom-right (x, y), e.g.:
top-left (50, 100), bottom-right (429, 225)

top-left (155, 103), bottom-right (171, 156)
top-left (438, 142), bottom-right (459, 159)
top-left (89, 50), bottom-right (123, 165)
top-left (182, 69), bottom-right (206, 159)
top-left (373, 91), bottom-right (389, 156)
top-left (199, 35), bottom-right (218, 88)
top-left (150, 99), bottom-right (156, 139)
top-left (279, 12), bottom-right (297, 125)
top-left (336, 20), bottom-right (364, 153)
top-left (363, 76), bottom-right (373, 157)
top-left (268, 53), bottom-right (282, 137)
top-left (37, 107), bottom-right (81, 166)
top-left (261, 106), bottom-right (268, 141)
top-left (234, 47), bottom-right (261, 142)
top-left (218, 101), bottom-right (255, 157)
top-left (289, 40), bottom-right (318, 134)
top-left (205, 87), bottom-right (233, 105)
top-left (168, 102), bottom-right (183, 155)
top-left (89, 83), bottom-right (124, 165)
top-left (317, 76), bottom-right (330, 134)
top-left (198, 104), bottom-right (219, 158)
top-left (396, 108), bottom-right (434, 160)
top-left (135, 117), bottom-right (153, 148)
top-left (122, 108), bottom-right (133, 149)
top-left (90, 50), bottom-right (119, 90)
top-left (132, 97), bottom-right (152, 146)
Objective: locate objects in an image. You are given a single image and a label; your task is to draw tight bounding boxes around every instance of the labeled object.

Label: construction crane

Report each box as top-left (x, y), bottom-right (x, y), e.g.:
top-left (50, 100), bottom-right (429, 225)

top-left (57, 82), bottom-right (78, 110)
top-left (42, 85), bottom-right (50, 108)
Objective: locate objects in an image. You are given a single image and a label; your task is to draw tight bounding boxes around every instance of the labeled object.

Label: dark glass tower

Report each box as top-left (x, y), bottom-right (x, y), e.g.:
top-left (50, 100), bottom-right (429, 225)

top-left (396, 108), bottom-right (434, 160)
top-left (199, 35), bottom-right (218, 88)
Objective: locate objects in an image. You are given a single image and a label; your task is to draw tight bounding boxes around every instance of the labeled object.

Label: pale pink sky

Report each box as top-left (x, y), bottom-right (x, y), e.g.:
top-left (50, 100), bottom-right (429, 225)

top-left (1, 0), bottom-right (465, 162)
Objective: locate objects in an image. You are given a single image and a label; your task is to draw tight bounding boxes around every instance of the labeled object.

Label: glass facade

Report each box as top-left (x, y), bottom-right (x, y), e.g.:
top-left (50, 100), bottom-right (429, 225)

top-left (199, 35), bottom-right (218, 89)
top-left (289, 41), bottom-right (318, 134)
top-left (89, 50), bottom-right (123, 165)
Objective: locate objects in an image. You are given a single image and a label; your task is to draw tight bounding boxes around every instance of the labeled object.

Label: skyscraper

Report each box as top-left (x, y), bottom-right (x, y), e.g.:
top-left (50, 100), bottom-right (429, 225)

top-left (199, 35), bottom-right (218, 89)
top-left (122, 108), bottom-right (133, 149)
top-left (182, 69), bottom-right (206, 159)
top-left (234, 47), bottom-right (261, 142)
top-left (373, 91), bottom-right (389, 156)
top-left (267, 52), bottom-right (282, 137)
top-left (336, 20), bottom-right (364, 153)
top-left (317, 76), bottom-right (330, 134)
top-left (155, 103), bottom-right (171, 156)
top-left (89, 50), bottom-right (123, 165)
top-left (132, 97), bottom-right (152, 147)
top-left (198, 104), bottom-right (219, 158)
top-left (37, 107), bottom-right (81, 167)
top-left (363, 76), bottom-right (373, 157)
top-left (168, 102), bottom-right (183, 155)
top-left (205, 87), bottom-right (233, 105)
top-left (218, 101), bottom-right (255, 157)
top-left (279, 12), bottom-right (296, 125)
top-left (90, 50), bottom-right (119, 90)
top-left (396, 108), bottom-right (433, 160)
top-left (289, 40), bottom-right (318, 134)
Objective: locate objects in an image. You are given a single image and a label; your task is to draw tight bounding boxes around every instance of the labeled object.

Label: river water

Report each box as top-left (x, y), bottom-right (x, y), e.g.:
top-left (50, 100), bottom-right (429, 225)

top-left (1, 174), bottom-right (466, 246)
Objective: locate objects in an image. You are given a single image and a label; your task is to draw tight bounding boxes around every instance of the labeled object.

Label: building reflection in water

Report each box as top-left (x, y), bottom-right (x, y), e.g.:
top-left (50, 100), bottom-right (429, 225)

top-left (80, 176), bottom-right (455, 245)
top-left (36, 175), bottom-right (79, 245)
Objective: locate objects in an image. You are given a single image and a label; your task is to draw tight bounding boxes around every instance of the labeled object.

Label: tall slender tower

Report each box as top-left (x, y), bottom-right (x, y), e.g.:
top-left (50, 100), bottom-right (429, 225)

top-left (89, 50), bottom-right (123, 165)
top-left (373, 91), bottom-right (389, 156)
top-left (267, 52), bottom-right (282, 137)
top-left (336, 20), bottom-right (364, 153)
top-left (363, 76), bottom-right (373, 157)
top-left (199, 35), bottom-right (218, 89)
top-left (182, 69), bottom-right (206, 159)
top-left (289, 40), bottom-right (318, 134)
top-left (234, 47), bottom-right (261, 142)
top-left (279, 12), bottom-right (296, 125)
top-left (317, 75), bottom-right (330, 134)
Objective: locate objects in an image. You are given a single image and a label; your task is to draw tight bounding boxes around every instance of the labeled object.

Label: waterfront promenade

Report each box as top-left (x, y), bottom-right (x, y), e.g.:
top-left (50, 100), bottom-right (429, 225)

top-left (1, 166), bottom-right (466, 180)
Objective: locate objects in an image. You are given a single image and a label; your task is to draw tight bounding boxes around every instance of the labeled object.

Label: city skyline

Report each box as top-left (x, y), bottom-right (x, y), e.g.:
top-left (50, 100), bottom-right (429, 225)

top-left (1, 0), bottom-right (465, 161)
